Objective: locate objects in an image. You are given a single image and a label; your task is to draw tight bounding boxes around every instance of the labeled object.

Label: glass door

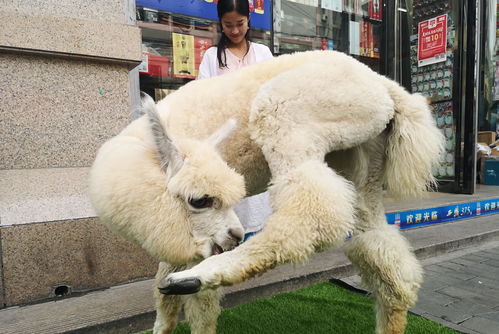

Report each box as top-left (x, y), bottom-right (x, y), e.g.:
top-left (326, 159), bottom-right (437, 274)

top-left (478, 0), bottom-right (498, 134)
top-left (389, 0), bottom-right (479, 194)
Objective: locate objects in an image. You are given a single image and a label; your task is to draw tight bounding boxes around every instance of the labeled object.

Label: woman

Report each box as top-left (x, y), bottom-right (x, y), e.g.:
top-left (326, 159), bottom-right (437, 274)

top-left (198, 0), bottom-right (273, 238)
top-left (197, 0), bottom-right (273, 79)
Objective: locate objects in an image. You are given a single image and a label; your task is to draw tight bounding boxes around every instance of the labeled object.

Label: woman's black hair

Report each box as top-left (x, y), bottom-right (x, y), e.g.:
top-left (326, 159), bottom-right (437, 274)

top-left (216, 0), bottom-right (251, 68)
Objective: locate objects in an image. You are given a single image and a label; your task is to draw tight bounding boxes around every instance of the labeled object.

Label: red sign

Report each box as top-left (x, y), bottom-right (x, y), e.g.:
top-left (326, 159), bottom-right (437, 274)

top-left (369, 0), bottom-right (382, 21)
top-left (139, 53), bottom-right (170, 78)
top-left (194, 37), bottom-right (212, 71)
top-left (418, 14), bottom-right (448, 67)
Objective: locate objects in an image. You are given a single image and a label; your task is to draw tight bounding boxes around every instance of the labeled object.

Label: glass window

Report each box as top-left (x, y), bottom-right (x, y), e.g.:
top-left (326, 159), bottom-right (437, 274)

top-left (408, 0), bottom-right (458, 182)
top-left (136, 6), bottom-right (271, 100)
top-left (479, 0), bottom-right (499, 133)
top-left (276, 1), bottom-right (383, 72)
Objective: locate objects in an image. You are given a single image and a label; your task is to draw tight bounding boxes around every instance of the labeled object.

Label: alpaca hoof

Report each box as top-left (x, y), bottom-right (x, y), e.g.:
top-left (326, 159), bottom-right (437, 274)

top-left (158, 277), bottom-right (201, 295)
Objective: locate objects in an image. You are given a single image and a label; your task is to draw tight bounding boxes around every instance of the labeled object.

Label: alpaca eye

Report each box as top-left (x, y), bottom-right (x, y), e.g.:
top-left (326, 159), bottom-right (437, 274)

top-left (188, 195), bottom-right (214, 209)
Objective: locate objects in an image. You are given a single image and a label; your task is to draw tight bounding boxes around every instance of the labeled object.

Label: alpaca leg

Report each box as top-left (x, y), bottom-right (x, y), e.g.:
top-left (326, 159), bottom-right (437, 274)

top-left (160, 160), bottom-right (356, 292)
top-left (153, 263), bottom-right (184, 334)
top-left (340, 139), bottom-right (421, 334)
top-left (184, 288), bottom-right (223, 334)
top-left (346, 225), bottom-right (422, 334)
top-left (153, 288), bottom-right (183, 334)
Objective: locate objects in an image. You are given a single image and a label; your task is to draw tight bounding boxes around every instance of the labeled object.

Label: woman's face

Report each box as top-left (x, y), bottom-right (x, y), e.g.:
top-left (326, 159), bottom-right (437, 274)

top-left (221, 11), bottom-right (249, 45)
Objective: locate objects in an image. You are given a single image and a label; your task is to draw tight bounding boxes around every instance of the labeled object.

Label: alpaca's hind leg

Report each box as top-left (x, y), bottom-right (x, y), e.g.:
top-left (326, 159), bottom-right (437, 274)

top-left (346, 183), bottom-right (422, 334)
top-left (153, 263), bottom-right (184, 334)
top-left (343, 141), bottom-right (422, 334)
top-left (184, 288), bottom-right (223, 334)
top-left (346, 225), bottom-right (422, 334)
top-left (160, 159), bottom-right (356, 291)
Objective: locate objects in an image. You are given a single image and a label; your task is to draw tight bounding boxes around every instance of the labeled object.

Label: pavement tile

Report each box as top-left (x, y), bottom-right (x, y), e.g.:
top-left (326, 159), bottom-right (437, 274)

top-left (465, 276), bottom-right (499, 290)
top-left (437, 286), bottom-right (499, 308)
top-left (476, 311), bottom-right (499, 322)
top-left (477, 249), bottom-right (499, 259)
top-left (481, 259), bottom-right (499, 268)
top-left (450, 257), bottom-right (486, 267)
top-left (340, 275), bottom-right (363, 289)
top-left (456, 263), bottom-right (499, 281)
top-left (461, 253), bottom-right (494, 263)
top-left (424, 267), bottom-right (476, 282)
top-left (414, 292), bottom-right (457, 308)
top-left (449, 280), bottom-right (499, 302)
top-left (437, 261), bottom-right (470, 272)
top-left (416, 313), bottom-right (482, 334)
top-left (413, 297), bottom-right (492, 324)
top-left (460, 316), bottom-right (499, 334)
top-left (420, 276), bottom-right (461, 292)
top-left (425, 264), bottom-right (477, 281)
top-left (480, 248), bottom-right (499, 255)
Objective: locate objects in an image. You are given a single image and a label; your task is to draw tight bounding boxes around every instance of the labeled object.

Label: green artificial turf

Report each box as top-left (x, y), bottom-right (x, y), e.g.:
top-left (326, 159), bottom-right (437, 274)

top-left (141, 281), bottom-right (458, 334)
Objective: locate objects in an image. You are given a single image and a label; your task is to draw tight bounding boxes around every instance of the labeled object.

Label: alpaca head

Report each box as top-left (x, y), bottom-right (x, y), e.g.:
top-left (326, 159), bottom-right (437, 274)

top-left (163, 137), bottom-right (246, 259)
top-left (144, 93), bottom-right (246, 260)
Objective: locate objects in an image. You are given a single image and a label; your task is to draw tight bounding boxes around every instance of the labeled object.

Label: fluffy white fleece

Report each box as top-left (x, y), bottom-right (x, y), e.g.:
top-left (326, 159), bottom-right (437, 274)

top-left (89, 50), bottom-right (445, 334)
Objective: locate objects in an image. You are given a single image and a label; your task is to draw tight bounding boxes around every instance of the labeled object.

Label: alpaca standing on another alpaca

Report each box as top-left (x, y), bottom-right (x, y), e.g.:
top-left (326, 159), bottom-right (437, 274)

top-left (89, 50), bottom-right (445, 334)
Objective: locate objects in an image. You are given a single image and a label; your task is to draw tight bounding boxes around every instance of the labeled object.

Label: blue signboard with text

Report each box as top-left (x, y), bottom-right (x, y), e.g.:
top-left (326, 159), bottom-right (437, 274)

top-left (385, 198), bottom-right (499, 229)
top-left (136, 0), bottom-right (271, 30)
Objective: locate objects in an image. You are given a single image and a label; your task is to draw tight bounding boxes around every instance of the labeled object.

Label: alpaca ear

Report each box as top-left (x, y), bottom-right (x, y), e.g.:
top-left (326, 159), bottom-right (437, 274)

top-left (142, 92), bottom-right (183, 178)
top-left (206, 118), bottom-right (237, 148)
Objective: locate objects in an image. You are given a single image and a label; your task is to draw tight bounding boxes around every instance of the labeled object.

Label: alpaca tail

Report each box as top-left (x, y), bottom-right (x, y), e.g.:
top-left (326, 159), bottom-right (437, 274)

top-left (382, 80), bottom-right (445, 199)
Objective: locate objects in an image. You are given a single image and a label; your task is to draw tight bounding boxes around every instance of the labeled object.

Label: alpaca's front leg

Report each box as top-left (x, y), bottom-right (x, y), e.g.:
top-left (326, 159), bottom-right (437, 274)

top-left (159, 160), bottom-right (356, 294)
top-left (153, 262), bottom-right (185, 334)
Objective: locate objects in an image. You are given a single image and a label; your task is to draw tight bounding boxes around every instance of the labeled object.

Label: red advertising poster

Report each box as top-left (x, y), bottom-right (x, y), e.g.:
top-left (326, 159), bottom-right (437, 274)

top-left (360, 21), bottom-right (368, 56)
top-left (194, 37), bottom-right (212, 77)
top-left (248, 0), bottom-right (264, 13)
top-left (369, 0), bottom-right (382, 21)
top-left (253, 0), bottom-right (264, 14)
top-left (418, 14), bottom-right (447, 67)
top-left (139, 53), bottom-right (170, 78)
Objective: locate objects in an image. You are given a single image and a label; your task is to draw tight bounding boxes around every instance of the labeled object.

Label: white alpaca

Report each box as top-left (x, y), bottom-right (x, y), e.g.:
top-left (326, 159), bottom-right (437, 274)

top-left (89, 50), bottom-right (444, 334)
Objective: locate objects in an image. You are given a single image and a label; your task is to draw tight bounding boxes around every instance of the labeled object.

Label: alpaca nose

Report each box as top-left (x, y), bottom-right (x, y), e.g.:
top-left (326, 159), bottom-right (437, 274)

top-left (228, 228), bottom-right (244, 243)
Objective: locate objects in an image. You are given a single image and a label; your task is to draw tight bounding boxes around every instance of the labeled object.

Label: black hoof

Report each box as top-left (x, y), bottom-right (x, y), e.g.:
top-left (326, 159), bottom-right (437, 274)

top-left (158, 277), bottom-right (202, 295)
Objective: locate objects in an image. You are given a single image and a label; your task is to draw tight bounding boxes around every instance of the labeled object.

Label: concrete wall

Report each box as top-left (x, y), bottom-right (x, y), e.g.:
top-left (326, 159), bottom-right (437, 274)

top-left (0, 0), bottom-right (141, 169)
top-left (0, 1), bottom-right (158, 307)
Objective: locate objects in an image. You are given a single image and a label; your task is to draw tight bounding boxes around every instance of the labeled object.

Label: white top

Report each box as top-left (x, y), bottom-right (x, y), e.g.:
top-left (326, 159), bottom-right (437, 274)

top-left (197, 42), bottom-right (273, 79)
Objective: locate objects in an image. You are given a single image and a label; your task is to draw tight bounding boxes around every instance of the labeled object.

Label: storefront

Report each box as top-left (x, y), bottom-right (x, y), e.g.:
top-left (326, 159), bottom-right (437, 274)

top-left (134, 0), bottom-right (498, 194)
top-left (397, 0), bottom-right (498, 193)
top-left (135, 0), bottom-right (271, 100)
top-left (134, 1), bottom-right (383, 98)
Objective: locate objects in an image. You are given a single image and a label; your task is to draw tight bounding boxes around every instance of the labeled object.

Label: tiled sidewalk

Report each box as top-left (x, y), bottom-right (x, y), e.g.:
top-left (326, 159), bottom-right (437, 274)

top-left (417, 242), bottom-right (499, 334)
top-left (343, 240), bottom-right (499, 334)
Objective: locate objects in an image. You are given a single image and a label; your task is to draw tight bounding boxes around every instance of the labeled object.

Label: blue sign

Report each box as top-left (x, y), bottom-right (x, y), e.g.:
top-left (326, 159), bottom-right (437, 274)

top-left (243, 198), bottom-right (499, 241)
top-left (136, 0), bottom-right (272, 30)
top-left (386, 198), bottom-right (499, 229)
